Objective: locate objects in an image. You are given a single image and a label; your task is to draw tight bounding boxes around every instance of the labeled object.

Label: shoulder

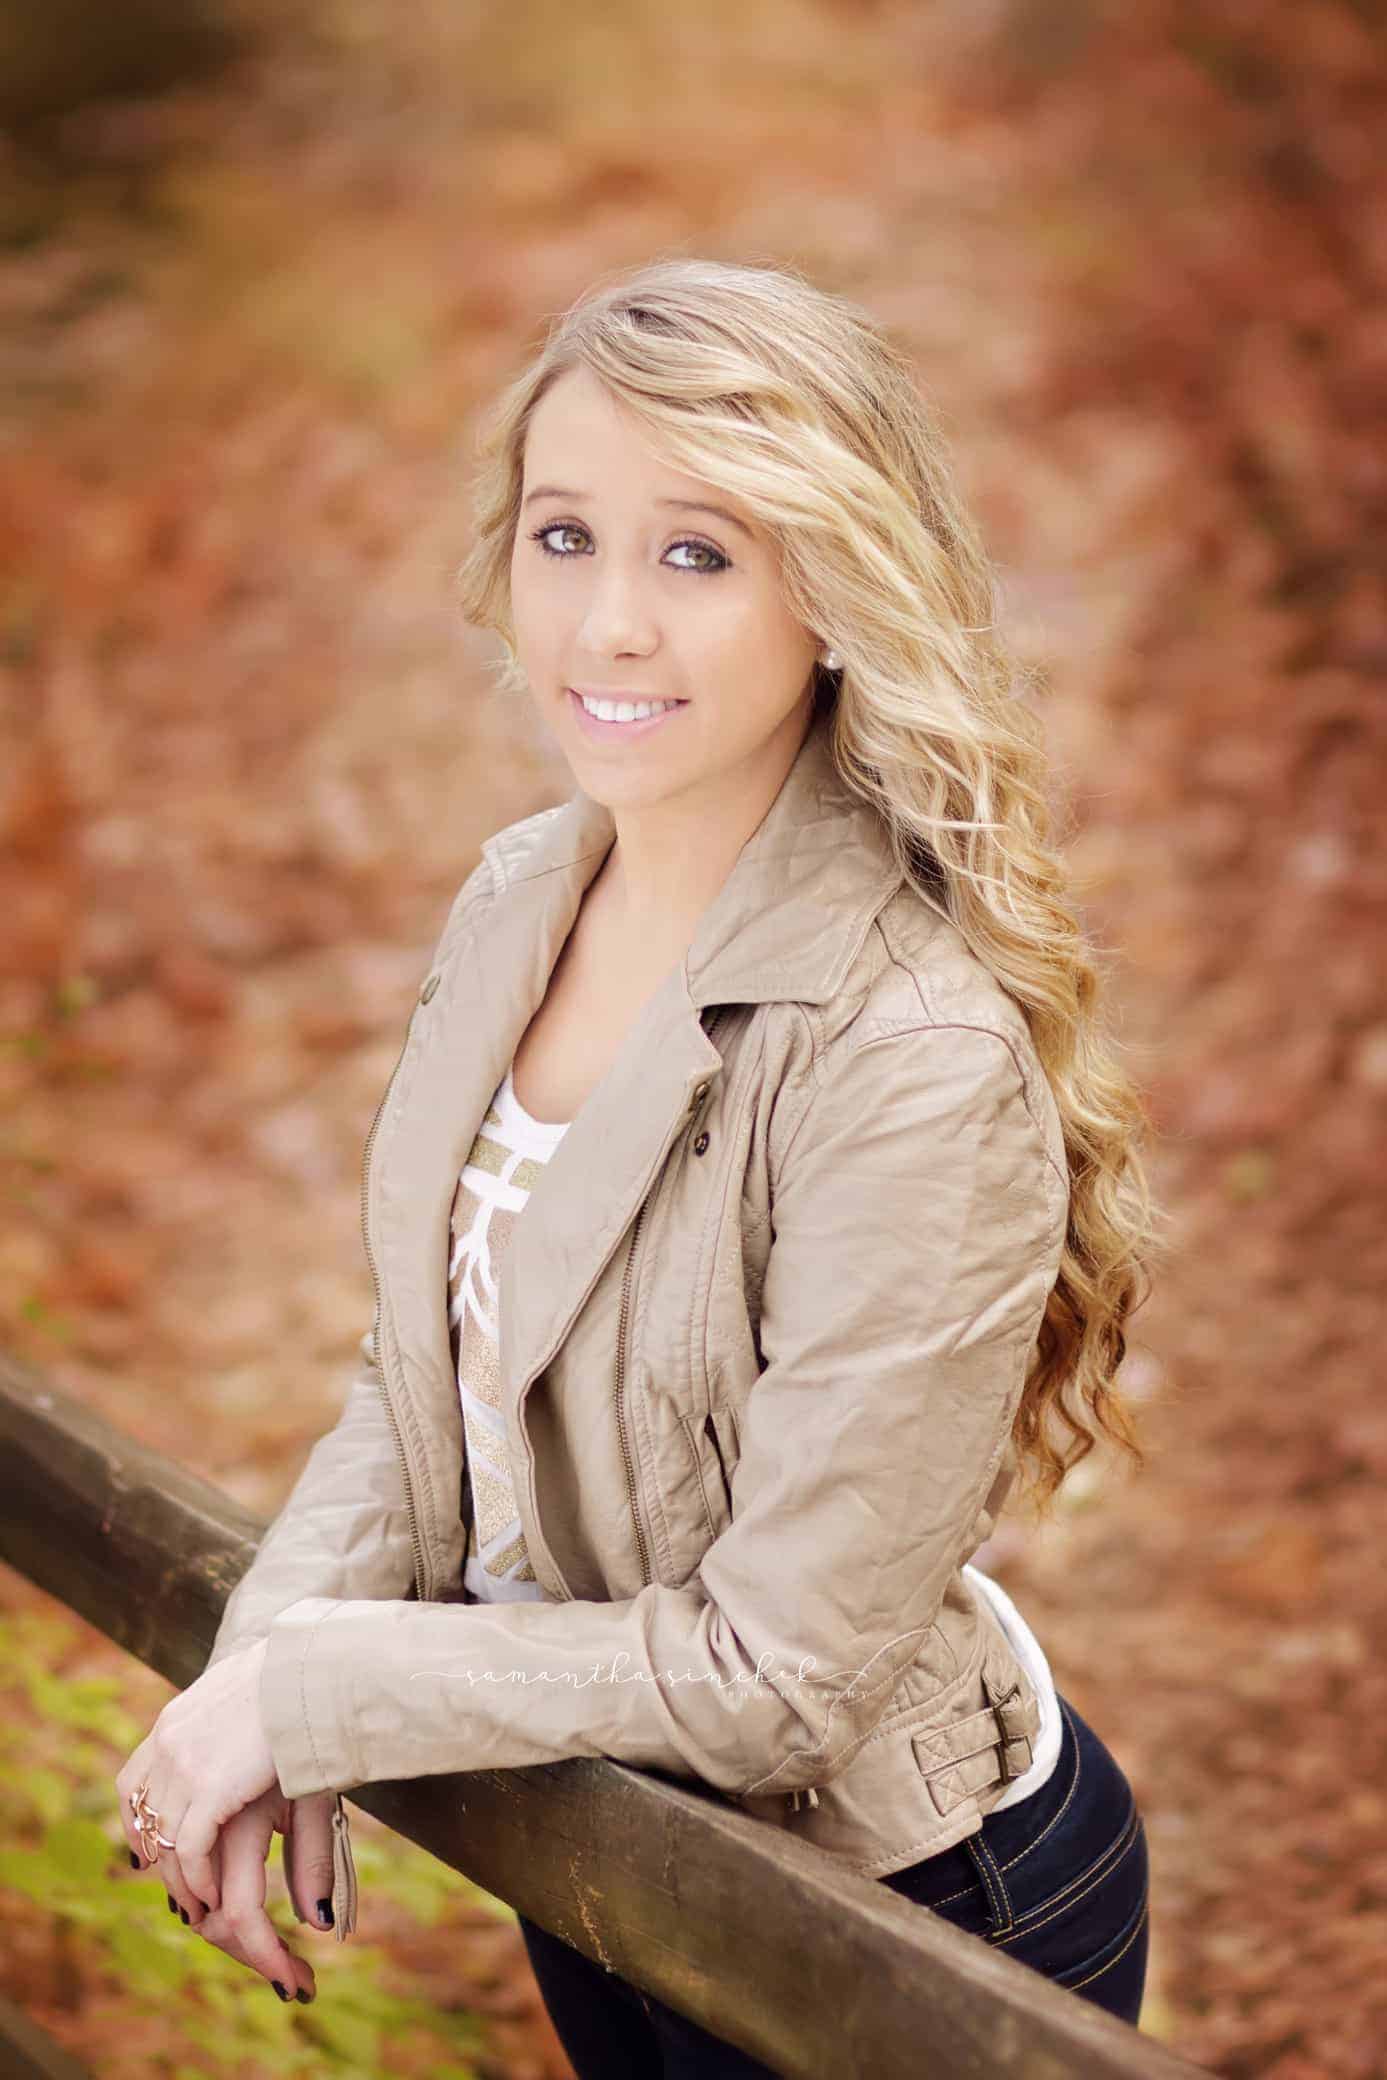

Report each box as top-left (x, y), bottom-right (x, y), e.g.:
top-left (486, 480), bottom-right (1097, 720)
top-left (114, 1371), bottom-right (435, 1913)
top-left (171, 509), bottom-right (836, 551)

top-left (478, 801), bottom-right (573, 890)
top-left (774, 883), bottom-right (1069, 1215)
top-left (430, 798), bottom-right (565, 940)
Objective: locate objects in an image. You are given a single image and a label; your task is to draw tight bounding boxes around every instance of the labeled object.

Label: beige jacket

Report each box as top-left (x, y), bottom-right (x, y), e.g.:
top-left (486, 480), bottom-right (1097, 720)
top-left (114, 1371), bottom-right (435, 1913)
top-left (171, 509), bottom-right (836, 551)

top-left (207, 705), bottom-right (1070, 1890)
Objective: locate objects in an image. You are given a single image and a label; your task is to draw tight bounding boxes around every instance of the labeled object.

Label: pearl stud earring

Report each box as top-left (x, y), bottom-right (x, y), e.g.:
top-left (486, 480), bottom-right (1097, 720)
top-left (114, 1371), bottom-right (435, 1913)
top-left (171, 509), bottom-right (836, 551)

top-left (821, 648), bottom-right (842, 671)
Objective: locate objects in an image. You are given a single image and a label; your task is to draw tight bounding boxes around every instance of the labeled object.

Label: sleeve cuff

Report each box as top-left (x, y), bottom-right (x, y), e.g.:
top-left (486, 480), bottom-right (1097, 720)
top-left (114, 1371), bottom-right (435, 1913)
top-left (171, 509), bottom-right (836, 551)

top-left (261, 1597), bottom-right (359, 1799)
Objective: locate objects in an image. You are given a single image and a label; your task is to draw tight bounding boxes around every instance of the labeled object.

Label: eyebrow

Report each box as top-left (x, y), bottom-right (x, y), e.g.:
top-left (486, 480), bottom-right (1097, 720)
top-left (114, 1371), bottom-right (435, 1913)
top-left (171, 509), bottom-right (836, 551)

top-left (520, 487), bottom-right (754, 539)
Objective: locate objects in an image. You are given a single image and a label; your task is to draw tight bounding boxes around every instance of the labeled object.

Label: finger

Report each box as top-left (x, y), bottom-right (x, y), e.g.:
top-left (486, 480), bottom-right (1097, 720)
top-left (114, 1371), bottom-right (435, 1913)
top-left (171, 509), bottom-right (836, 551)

top-left (218, 1806), bottom-right (317, 2001)
top-left (282, 1793), bottom-right (337, 1933)
top-left (114, 1743), bottom-right (157, 1864)
top-left (123, 1783), bottom-right (206, 1923)
top-left (194, 1904), bottom-right (315, 2003)
top-left (173, 1833), bottom-right (222, 1932)
top-left (123, 1788), bottom-right (207, 1921)
top-left (176, 1800), bottom-right (227, 1915)
top-left (156, 1845), bottom-right (211, 1927)
top-left (116, 1775), bottom-right (196, 1909)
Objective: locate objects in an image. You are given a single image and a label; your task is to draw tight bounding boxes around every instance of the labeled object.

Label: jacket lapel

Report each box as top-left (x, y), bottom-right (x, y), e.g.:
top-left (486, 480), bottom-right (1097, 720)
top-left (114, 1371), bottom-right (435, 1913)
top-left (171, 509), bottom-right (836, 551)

top-left (368, 706), bottom-right (905, 1595)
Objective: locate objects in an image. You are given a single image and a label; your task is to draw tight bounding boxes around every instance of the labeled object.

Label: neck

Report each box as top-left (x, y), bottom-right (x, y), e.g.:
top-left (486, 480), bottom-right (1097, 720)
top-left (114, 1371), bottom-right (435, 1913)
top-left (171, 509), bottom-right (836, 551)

top-left (592, 698), bottom-right (817, 946)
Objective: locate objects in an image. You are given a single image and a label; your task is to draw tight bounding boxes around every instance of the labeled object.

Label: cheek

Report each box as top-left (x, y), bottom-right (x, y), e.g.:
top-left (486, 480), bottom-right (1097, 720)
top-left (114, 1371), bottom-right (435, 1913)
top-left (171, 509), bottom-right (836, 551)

top-left (698, 597), bottom-right (810, 690)
top-left (508, 563), bottom-right (552, 653)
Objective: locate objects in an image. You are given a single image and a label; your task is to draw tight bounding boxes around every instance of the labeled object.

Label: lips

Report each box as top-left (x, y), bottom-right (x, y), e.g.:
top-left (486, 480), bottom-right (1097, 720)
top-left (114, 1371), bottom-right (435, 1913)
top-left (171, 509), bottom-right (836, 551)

top-left (567, 688), bottom-right (689, 738)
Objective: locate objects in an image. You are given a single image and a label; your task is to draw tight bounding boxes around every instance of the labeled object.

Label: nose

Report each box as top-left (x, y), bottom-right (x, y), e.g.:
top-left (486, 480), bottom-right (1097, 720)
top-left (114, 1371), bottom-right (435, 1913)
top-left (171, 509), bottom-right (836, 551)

top-left (576, 557), bottom-right (659, 660)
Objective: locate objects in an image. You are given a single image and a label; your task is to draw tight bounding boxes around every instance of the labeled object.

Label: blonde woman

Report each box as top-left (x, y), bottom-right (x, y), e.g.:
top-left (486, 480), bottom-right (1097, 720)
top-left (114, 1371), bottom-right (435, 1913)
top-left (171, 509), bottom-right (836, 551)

top-left (116, 258), bottom-right (1161, 2070)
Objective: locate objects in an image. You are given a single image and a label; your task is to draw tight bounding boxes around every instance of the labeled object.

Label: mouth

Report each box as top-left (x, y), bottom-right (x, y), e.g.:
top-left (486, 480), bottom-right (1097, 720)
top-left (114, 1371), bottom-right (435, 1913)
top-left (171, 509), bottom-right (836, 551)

top-left (567, 689), bottom-right (689, 740)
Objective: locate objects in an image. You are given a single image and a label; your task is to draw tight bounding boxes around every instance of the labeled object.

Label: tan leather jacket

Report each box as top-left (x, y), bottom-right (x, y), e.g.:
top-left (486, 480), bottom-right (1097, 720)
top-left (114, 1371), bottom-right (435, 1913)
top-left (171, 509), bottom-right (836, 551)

top-left (207, 705), bottom-right (1070, 1888)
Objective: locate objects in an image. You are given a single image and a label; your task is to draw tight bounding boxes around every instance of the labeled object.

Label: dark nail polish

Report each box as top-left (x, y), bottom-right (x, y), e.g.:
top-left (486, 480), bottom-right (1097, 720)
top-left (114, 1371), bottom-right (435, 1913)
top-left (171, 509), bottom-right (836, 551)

top-left (195, 1899), bottom-right (210, 1914)
top-left (316, 1897), bottom-right (334, 1929)
top-left (167, 1894), bottom-right (178, 1915)
top-left (179, 1907), bottom-right (190, 1924)
top-left (129, 1851), bottom-right (141, 1869)
top-left (272, 1980), bottom-right (290, 2001)
top-left (294, 1988), bottom-right (313, 2004)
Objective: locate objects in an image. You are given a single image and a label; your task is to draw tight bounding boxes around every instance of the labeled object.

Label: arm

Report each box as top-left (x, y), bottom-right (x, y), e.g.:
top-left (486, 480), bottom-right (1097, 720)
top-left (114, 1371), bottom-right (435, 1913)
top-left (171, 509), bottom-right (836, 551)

top-left (256, 1024), bottom-right (1068, 1803)
top-left (205, 853), bottom-right (499, 1673)
top-left (204, 1329), bottom-right (417, 1672)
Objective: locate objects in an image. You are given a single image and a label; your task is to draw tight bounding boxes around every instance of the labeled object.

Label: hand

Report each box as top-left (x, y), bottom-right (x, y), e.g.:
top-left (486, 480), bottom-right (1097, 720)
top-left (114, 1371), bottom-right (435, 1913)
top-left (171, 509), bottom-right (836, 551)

top-left (116, 1637), bottom-right (278, 1915)
top-left (178, 1787), bottom-right (330, 2002)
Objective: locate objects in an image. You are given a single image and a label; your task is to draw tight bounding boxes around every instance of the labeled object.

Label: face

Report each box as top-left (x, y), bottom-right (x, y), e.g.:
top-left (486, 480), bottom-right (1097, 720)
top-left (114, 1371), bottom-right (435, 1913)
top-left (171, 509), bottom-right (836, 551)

top-left (509, 365), bottom-right (821, 813)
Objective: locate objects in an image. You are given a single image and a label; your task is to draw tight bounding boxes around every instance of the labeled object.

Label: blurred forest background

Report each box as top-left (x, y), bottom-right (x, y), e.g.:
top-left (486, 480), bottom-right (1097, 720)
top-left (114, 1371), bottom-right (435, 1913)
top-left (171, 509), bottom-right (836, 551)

top-left (1, 1), bottom-right (1384, 2075)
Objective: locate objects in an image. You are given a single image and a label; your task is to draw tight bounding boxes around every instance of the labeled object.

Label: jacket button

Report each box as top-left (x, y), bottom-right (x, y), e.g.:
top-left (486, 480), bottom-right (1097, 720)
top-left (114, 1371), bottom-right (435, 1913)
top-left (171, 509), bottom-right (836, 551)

top-left (691, 1081), bottom-right (710, 1105)
top-left (693, 1130), bottom-right (710, 1156)
top-left (419, 973), bottom-right (441, 1003)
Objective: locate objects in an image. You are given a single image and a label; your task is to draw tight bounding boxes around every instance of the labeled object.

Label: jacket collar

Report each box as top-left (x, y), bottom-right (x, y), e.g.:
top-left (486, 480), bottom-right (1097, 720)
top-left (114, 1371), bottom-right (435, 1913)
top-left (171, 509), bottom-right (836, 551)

top-left (369, 704), bottom-right (905, 1596)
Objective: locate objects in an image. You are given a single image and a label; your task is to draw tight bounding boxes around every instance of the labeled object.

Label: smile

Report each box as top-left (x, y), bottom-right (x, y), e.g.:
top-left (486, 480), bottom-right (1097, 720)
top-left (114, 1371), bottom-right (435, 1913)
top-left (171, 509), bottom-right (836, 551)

top-left (568, 689), bottom-right (689, 739)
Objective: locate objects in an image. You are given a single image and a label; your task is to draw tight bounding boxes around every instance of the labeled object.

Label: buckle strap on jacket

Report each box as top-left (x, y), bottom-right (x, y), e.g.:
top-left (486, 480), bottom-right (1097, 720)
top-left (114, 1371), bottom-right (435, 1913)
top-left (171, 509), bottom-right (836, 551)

top-left (909, 1670), bottom-right (1039, 1819)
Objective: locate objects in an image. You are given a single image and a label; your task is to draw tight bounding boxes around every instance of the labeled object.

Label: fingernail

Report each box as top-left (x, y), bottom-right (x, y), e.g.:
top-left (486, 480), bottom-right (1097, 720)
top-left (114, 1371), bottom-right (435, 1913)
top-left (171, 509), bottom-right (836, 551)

top-left (167, 1895), bottom-right (178, 1915)
top-left (179, 1907), bottom-right (190, 1924)
top-left (272, 1980), bottom-right (290, 2001)
top-left (316, 1897), bottom-right (334, 1929)
top-left (195, 1899), bottom-right (210, 1914)
top-left (129, 1851), bottom-right (141, 1869)
top-left (295, 1988), bottom-right (314, 2004)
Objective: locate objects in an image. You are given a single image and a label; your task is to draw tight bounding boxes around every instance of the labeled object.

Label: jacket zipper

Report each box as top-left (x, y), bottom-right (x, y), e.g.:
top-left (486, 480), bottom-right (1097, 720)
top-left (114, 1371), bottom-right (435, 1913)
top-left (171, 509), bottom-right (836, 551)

top-left (360, 1011), bottom-right (430, 1602)
top-left (615, 1007), bottom-right (727, 1591)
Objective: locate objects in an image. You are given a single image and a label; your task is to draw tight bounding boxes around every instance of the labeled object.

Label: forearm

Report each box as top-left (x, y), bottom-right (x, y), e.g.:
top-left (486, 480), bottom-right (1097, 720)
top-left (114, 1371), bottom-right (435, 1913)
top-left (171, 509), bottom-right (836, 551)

top-left (258, 1579), bottom-right (844, 1803)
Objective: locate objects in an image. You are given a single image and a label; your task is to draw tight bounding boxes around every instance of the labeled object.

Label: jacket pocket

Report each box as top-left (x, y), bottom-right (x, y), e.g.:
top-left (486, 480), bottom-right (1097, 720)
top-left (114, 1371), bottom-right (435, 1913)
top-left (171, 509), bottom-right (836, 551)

top-left (681, 1408), bottom-right (738, 1541)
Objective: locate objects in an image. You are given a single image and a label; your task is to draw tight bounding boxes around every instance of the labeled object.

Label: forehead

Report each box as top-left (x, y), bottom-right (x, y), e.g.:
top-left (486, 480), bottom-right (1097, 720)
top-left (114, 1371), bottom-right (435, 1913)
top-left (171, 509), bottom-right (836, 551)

top-left (524, 366), bottom-right (636, 457)
top-left (521, 368), bottom-right (751, 521)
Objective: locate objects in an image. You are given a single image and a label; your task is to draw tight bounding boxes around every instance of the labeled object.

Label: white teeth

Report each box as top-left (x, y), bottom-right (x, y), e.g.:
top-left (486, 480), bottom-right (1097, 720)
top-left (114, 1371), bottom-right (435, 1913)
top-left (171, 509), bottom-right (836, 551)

top-left (578, 694), bottom-right (680, 723)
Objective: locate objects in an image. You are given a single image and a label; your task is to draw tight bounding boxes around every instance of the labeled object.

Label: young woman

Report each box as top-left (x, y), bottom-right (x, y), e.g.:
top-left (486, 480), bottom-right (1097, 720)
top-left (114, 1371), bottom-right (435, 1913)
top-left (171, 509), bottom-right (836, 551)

top-left (115, 258), bottom-right (1160, 2069)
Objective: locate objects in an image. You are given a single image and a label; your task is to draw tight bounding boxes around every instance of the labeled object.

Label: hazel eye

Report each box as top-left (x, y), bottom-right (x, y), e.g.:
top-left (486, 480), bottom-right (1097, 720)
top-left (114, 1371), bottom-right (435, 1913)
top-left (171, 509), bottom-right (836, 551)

top-left (530, 523), bottom-right (589, 558)
top-left (666, 538), bottom-right (727, 573)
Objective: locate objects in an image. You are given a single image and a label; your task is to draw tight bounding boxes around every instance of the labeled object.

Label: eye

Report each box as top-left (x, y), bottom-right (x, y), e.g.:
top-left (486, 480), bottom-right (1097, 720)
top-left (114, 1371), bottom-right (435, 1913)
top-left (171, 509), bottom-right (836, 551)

top-left (529, 522), bottom-right (590, 559)
top-left (666, 537), bottom-right (728, 574)
top-left (526, 522), bottom-right (729, 574)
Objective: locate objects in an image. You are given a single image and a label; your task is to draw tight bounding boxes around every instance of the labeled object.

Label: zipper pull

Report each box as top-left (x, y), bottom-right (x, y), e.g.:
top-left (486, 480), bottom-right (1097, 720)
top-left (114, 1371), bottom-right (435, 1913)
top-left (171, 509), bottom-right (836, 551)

top-left (330, 1794), bottom-right (358, 1940)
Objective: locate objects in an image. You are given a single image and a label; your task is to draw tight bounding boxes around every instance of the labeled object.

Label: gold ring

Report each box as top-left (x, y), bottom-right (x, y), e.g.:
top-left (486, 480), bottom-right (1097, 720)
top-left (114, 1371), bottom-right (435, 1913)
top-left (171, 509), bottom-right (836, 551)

top-left (130, 1783), bottom-right (172, 1864)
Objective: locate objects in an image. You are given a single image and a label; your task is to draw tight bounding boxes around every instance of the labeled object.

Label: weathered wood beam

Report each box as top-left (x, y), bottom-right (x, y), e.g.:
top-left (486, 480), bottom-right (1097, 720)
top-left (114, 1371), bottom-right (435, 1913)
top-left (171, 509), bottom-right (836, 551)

top-left (0, 1995), bottom-right (95, 2080)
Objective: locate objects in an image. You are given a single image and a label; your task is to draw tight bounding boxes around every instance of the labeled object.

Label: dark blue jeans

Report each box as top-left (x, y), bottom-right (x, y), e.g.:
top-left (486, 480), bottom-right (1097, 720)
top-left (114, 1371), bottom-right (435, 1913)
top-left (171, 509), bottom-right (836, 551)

top-left (517, 1694), bottom-right (1150, 2076)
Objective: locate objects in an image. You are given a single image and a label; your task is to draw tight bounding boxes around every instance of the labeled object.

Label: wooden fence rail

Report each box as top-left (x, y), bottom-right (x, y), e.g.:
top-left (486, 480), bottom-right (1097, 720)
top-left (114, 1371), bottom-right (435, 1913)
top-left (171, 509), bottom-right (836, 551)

top-left (0, 1351), bottom-right (1204, 2080)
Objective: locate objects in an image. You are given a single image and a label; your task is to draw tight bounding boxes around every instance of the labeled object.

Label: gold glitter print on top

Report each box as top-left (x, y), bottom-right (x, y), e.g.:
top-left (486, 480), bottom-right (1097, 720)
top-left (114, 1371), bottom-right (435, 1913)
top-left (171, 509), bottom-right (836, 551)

top-left (446, 1071), bottom-right (571, 1602)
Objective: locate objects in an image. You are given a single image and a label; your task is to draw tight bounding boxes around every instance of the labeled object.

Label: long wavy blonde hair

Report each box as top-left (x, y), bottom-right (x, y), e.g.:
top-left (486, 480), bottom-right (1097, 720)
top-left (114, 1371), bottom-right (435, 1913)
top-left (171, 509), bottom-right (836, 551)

top-left (455, 255), bottom-right (1165, 1517)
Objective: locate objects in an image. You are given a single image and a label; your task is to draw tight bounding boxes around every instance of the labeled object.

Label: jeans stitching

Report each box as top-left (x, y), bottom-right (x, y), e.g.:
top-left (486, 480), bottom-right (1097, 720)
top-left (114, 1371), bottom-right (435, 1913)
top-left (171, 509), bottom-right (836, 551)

top-left (993, 1695), bottom-right (1084, 1877)
top-left (964, 1834), bottom-right (1014, 1935)
top-left (1065, 1876), bottom-right (1151, 1994)
top-left (994, 1810), bottom-right (1144, 1947)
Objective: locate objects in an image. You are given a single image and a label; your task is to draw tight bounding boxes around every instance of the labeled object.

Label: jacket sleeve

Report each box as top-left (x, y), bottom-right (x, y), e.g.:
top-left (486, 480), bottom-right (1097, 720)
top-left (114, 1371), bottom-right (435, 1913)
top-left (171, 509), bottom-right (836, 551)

top-left (205, 855), bottom-right (499, 1675)
top-left (256, 1023), bottom-right (1068, 1801)
top-left (203, 1329), bottom-right (417, 1672)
